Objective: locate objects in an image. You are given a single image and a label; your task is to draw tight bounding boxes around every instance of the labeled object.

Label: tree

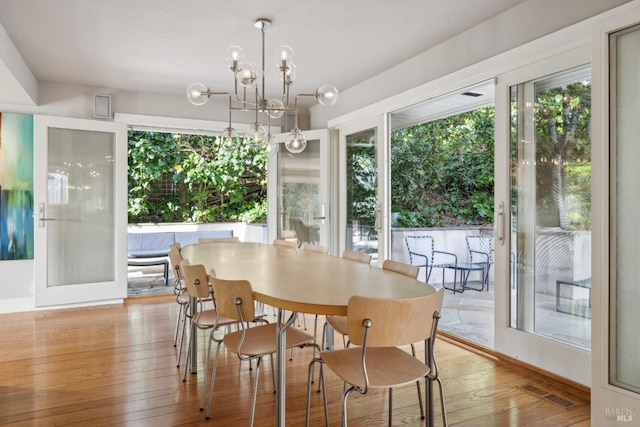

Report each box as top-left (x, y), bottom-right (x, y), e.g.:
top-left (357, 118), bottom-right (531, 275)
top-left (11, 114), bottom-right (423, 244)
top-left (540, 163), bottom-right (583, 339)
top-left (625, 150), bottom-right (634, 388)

top-left (391, 106), bottom-right (495, 227)
top-left (532, 81), bottom-right (591, 230)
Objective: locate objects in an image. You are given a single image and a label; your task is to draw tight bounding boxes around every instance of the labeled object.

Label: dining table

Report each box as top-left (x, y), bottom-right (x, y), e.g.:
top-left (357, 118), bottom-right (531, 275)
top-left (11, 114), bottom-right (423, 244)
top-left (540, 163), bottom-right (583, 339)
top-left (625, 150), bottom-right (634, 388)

top-left (181, 241), bottom-right (437, 427)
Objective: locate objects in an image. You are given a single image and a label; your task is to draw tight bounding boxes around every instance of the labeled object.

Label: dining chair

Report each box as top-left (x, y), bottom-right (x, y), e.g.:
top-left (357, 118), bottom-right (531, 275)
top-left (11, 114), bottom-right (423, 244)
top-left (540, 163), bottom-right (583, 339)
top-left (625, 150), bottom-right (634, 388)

top-left (324, 258), bottom-right (418, 350)
top-left (169, 242), bottom-right (182, 253)
top-left (341, 250), bottom-right (372, 264)
top-left (205, 277), bottom-right (320, 425)
top-left (302, 243), bottom-right (329, 254)
top-left (273, 238), bottom-right (298, 249)
top-left (168, 249), bottom-right (189, 364)
top-left (198, 236), bottom-right (240, 243)
top-left (381, 258), bottom-right (420, 279)
top-left (405, 234), bottom-right (457, 284)
top-left (306, 288), bottom-right (447, 427)
top-left (180, 262), bottom-right (239, 412)
top-left (324, 251), bottom-right (372, 348)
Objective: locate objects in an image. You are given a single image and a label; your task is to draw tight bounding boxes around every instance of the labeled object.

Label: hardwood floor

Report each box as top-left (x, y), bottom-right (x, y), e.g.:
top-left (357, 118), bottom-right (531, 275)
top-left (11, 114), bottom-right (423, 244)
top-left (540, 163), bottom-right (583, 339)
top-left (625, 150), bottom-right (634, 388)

top-left (0, 296), bottom-right (590, 426)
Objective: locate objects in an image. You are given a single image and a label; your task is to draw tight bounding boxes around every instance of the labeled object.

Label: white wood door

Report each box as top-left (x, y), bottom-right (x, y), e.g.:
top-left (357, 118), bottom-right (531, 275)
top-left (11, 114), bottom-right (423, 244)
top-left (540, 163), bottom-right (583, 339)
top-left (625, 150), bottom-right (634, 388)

top-left (34, 115), bottom-right (127, 307)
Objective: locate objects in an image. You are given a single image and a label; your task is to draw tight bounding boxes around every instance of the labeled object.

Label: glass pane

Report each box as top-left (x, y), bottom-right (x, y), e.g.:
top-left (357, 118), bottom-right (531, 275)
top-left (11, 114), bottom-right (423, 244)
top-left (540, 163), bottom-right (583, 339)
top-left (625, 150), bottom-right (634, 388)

top-left (510, 67), bottom-right (591, 350)
top-left (47, 128), bottom-right (115, 286)
top-left (277, 139), bottom-right (320, 245)
top-left (345, 129), bottom-right (377, 260)
top-left (610, 24), bottom-right (640, 394)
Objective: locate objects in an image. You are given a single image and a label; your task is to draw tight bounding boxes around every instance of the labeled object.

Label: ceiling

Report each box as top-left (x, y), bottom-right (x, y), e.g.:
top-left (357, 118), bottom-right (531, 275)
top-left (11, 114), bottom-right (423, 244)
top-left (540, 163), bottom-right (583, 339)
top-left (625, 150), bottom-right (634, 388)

top-left (0, 0), bottom-right (524, 109)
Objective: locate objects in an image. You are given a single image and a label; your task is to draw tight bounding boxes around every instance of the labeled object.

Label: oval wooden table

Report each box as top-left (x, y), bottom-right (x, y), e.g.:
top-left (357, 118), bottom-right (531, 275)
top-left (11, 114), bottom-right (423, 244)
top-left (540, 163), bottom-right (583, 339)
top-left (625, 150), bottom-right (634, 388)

top-left (181, 242), bottom-right (437, 426)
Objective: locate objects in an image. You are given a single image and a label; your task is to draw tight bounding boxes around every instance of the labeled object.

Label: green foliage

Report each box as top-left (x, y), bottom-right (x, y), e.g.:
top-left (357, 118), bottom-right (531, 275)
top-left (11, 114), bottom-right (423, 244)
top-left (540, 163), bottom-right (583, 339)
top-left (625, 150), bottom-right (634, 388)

top-left (391, 107), bottom-right (495, 227)
top-left (128, 131), bottom-right (267, 224)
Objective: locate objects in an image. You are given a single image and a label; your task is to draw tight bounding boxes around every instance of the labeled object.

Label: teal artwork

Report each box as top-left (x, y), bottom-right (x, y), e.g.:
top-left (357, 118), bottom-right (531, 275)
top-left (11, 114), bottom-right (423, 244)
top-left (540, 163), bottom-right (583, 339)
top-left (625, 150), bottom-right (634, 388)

top-left (0, 113), bottom-right (34, 260)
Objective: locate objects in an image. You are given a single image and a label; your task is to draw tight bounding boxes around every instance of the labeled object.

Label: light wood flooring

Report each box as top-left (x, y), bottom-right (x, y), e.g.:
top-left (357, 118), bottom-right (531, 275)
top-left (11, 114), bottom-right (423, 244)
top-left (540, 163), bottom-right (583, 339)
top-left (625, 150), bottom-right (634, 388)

top-left (0, 296), bottom-right (590, 426)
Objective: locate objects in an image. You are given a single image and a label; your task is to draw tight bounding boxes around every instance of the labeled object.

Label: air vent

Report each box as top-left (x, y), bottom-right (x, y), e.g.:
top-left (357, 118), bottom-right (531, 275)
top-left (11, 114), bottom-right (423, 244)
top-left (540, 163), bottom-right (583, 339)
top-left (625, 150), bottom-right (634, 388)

top-left (519, 384), bottom-right (576, 409)
top-left (461, 91), bottom-right (484, 97)
top-left (545, 394), bottom-right (575, 408)
top-left (520, 384), bottom-right (547, 396)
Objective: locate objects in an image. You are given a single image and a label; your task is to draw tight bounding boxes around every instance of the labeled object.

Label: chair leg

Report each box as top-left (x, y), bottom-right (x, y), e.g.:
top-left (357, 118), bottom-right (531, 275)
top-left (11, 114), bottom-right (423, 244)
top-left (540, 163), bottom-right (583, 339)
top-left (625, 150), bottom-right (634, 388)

top-left (205, 342), bottom-right (223, 419)
top-left (342, 386), bottom-right (356, 427)
top-left (176, 308), bottom-right (188, 368)
top-left (199, 329), bottom-right (215, 411)
top-left (411, 344), bottom-right (425, 419)
top-left (249, 357), bottom-right (262, 427)
top-left (435, 376), bottom-right (448, 427)
top-left (173, 303), bottom-right (183, 346)
top-left (306, 358), bottom-right (329, 427)
top-left (388, 387), bottom-right (393, 427)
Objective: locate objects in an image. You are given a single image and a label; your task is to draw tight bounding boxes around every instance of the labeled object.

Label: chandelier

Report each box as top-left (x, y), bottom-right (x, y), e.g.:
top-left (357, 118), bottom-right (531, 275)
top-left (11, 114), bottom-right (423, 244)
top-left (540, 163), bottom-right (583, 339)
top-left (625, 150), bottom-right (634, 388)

top-left (186, 18), bottom-right (339, 154)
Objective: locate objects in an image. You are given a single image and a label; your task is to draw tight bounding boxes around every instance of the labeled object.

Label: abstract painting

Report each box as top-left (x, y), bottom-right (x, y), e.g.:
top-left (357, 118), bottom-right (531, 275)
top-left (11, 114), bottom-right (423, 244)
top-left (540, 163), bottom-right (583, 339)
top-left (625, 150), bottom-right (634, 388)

top-left (0, 113), bottom-right (34, 260)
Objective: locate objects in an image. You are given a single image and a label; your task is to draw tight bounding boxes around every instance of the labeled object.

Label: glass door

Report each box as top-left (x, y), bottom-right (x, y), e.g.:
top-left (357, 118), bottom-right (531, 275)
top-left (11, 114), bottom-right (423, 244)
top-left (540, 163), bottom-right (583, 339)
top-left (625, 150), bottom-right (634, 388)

top-left (267, 129), bottom-right (330, 248)
top-left (494, 55), bottom-right (592, 385)
top-left (34, 116), bottom-right (127, 307)
top-left (339, 116), bottom-right (386, 264)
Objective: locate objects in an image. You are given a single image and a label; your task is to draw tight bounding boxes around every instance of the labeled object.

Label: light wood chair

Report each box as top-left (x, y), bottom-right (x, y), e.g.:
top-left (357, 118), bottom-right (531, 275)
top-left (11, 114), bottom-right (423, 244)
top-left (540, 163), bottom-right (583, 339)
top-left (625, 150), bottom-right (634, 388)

top-left (273, 238), bottom-right (298, 249)
top-left (324, 251), bottom-right (373, 348)
top-left (302, 244), bottom-right (329, 254)
top-left (168, 249), bottom-right (189, 364)
top-left (205, 277), bottom-right (320, 425)
top-left (307, 288), bottom-right (447, 427)
top-left (198, 236), bottom-right (240, 243)
top-left (381, 258), bottom-right (420, 279)
top-left (341, 250), bottom-right (372, 264)
top-left (169, 242), bottom-right (182, 253)
top-left (180, 262), bottom-right (239, 411)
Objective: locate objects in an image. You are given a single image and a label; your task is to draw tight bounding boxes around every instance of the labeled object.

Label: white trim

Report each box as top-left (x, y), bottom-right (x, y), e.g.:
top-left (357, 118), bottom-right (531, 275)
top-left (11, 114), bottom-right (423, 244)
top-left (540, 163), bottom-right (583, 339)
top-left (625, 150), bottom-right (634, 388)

top-left (113, 113), bottom-right (281, 134)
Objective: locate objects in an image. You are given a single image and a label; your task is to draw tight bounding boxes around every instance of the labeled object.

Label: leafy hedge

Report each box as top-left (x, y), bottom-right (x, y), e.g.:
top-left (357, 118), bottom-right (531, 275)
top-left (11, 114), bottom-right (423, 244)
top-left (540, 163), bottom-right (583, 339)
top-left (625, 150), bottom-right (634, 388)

top-left (391, 107), bottom-right (495, 227)
top-left (128, 131), bottom-right (267, 224)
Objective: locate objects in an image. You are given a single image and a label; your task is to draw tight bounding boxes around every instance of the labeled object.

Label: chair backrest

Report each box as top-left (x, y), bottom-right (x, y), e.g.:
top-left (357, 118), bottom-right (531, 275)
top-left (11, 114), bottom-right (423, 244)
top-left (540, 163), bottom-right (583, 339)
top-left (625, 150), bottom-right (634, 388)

top-left (210, 277), bottom-right (256, 322)
top-left (292, 218), bottom-right (311, 243)
top-left (303, 244), bottom-right (329, 254)
top-left (181, 262), bottom-right (211, 299)
top-left (405, 235), bottom-right (434, 264)
top-left (347, 288), bottom-right (445, 347)
top-left (466, 235), bottom-right (493, 263)
top-left (168, 249), bottom-right (184, 283)
top-left (342, 250), bottom-right (372, 265)
top-left (382, 259), bottom-right (419, 279)
top-left (169, 242), bottom-right (182, 253)
top-left (273, 238), bottom-right (298, 249)
top-left (198, 236), bottom-right (240, 243)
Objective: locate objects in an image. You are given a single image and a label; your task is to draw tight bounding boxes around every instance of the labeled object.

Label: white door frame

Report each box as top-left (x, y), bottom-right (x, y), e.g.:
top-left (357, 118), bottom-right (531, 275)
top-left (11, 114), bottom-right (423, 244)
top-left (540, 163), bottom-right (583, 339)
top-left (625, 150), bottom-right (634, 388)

top-left (591, 4), bottom-right (640, 423)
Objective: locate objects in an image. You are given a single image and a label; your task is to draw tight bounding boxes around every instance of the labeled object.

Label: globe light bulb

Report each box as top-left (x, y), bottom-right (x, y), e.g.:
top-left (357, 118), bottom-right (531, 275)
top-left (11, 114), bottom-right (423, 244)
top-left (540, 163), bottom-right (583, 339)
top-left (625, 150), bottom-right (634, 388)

top-left (186, 83), bottom-right (209, 106)
top-left (236, 62), bottom-right (257, 88)
top-left (267, 99), bottom-right (285, 119)
top-left (285, 128), bottom-right (307, 154)
top-left (245, 122), bottom-right (268, 144)
top-left (316, 84), bottom-right (339, 106)
top-left (266, 134), bottom-right (280, 156)
top-left (226, 46), bottom-right (244, 71)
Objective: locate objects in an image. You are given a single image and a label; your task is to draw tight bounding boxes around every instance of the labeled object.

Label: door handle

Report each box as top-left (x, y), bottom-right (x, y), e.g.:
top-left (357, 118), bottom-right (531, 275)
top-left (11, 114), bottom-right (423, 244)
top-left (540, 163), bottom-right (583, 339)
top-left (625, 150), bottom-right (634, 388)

top-left (496, 201), bottom-right (505, 246)
top-left (38, 203), bottom-right (55, 228)
top-left (313, 204), bottom-right (327, 224)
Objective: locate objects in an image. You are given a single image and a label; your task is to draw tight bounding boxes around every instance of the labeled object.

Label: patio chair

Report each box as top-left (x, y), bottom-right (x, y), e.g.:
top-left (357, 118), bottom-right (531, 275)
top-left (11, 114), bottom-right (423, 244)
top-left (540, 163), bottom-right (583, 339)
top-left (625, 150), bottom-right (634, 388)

top-left (293, 218), bottom-right (320, 248)
top-left (405, 235), bottom-right (457, 284)
top-left (465, 235), bottom-right (494, 291)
